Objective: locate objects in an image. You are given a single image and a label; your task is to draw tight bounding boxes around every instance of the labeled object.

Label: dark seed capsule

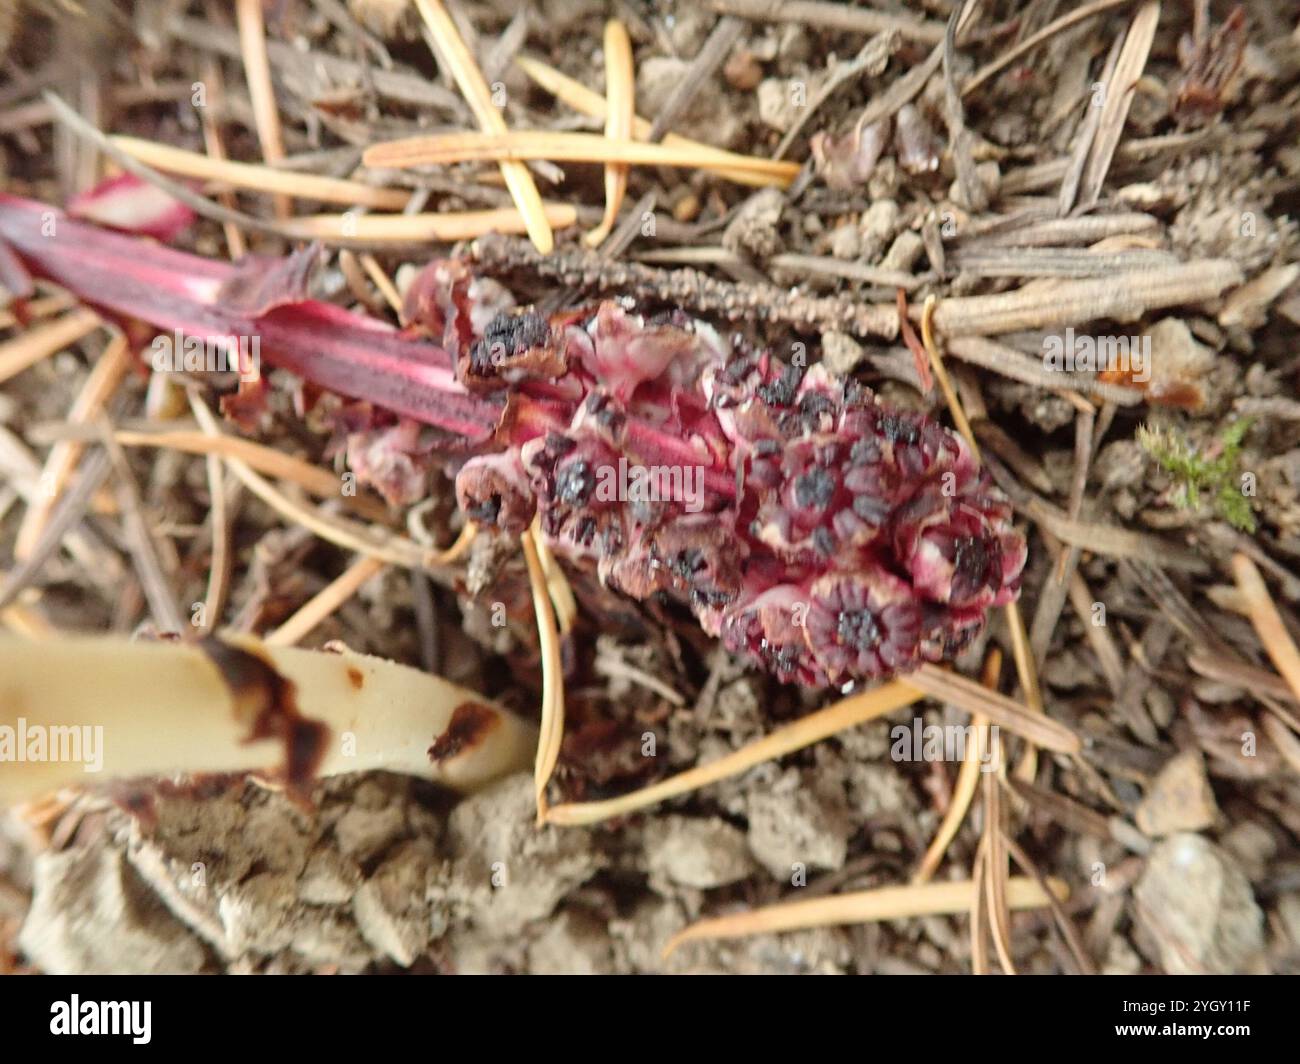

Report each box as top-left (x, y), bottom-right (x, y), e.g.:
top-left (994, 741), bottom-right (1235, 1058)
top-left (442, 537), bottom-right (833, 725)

top-left (795, 466), bottom-right (837, 510)
top-left (555, 460), bottom-right (595, 506)
top-left (836, 608), bottom-right (881, 650)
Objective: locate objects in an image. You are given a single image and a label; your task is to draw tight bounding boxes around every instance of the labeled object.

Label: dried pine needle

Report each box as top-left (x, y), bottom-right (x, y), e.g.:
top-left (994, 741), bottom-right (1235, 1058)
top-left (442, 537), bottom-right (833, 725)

top-left (921, 296), bottom-right (978, 458)
top-left (1006, 598), bottom-right (1046, 782)
top-left (358, 254), bottom-right (403, 316)
top-left (363, 130), bottom-right (801, 181)
top-left (213, 448), bottom-right (431, 568)
top-left (0, 293), bottom-right (76, 330)
top-left (15, 331), bottom-right (131, 560)
top-left (289, 204), bottom-right (576, 242)
top-left (981, 748), bottom-right (1017, 975)
top-left (545, 680), bottom-right (923, 826)
top-left (585, 20), bottom-right (634, 248)
top-left (413, 0), bottom-right (554, 254)
top-left (198, 56), bottom-right (247, 259)
top-left (664, 876), bottom-right (1067, 959)
top-left (266, 555), bottom-right (386, 647)
top-left (1261, 713), bottom-right (1300, 776)
top-left (236, 0), bottom-right (292, 218)
top-left (199, 447), bottom-right (230, 634)
top-left (913, 650), bottom-right (1001, 884)
top-left (187, 394), bottom-right (442, 570)
top-left (522, 522), bottom-right (566, 823)
top-left (428, 521), bottom-right (479, 566)
top-left (112, 427), bottom-right (389, 523)
top-left (962, 0), bottom-right (1137, 98)
top-left (909, 664), bottom-right (1078, 753)
top-left (514, 56), bottom-right (778, 188)
top-left (534, 530), bottom-right (577, 635)
top-left (1, 599), bottom-right (54, 638)
top-left (0, 308), bottom-right (101, 387)
top-left (110, 135), bottom-right (410, 210)
top-left (1233, 552), bottom-right (1300, 702)
top-left (970, 845), bottom-right (991, 974)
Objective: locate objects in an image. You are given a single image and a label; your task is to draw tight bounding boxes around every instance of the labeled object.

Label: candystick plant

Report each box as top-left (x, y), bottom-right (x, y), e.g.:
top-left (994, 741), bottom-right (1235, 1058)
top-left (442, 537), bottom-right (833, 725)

top-left (0, 193), bottom-right (1027, 694)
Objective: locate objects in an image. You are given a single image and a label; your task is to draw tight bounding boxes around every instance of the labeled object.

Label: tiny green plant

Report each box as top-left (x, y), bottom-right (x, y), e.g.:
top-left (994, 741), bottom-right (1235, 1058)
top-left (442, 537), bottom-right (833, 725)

top-left (1137, 418), bottom-right (1256, 533)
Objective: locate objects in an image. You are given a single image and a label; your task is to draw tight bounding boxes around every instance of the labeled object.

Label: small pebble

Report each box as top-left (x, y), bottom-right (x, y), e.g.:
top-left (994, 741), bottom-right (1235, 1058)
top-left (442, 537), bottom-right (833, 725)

top-left (724, 49), bottom-right (763, 92)
top-left (672, 192), bottom-right (700, 224)
top-left (1134, 749), bottom-right (1219, 837)
top-left (1134, 833), bottom-right (1264, 973)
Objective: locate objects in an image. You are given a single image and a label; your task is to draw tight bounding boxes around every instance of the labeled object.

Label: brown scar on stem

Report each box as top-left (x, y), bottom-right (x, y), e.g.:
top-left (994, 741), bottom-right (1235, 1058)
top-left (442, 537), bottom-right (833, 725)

top-left (199, 638), bottom-right (331, 793)
top-left (346, 666), bottom-right (365, 690)
top-left (428, 701), bottom-right (500, 763)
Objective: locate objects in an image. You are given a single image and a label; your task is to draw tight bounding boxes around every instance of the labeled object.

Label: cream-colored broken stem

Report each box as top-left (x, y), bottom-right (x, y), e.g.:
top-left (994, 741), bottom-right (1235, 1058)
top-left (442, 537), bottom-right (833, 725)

top-left (0, 635), bottom-right (536, 805)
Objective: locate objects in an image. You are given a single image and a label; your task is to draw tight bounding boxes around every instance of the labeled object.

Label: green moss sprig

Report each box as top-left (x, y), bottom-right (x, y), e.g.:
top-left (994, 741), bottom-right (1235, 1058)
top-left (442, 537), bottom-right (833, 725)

top-left (1137, 418), bottom-right (1256, 533)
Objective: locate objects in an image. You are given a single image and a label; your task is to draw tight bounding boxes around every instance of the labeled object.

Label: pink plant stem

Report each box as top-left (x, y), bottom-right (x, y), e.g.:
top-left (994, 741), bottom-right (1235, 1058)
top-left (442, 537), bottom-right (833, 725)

top-left (0, 194), bottom-right (502, 447)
